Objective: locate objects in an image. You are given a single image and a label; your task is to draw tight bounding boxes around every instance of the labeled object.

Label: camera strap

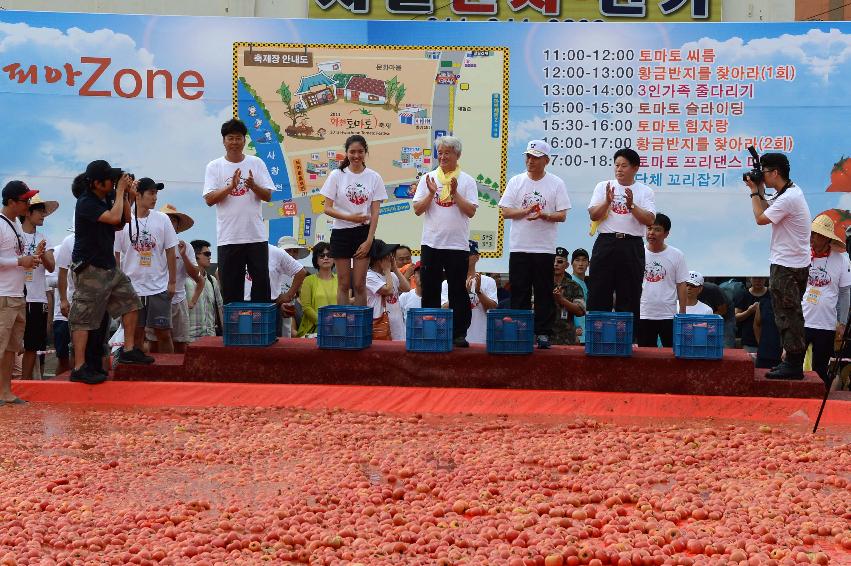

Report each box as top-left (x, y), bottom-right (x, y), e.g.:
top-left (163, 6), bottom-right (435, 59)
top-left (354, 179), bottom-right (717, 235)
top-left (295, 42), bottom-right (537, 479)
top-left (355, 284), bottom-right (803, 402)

top-left (769, 181), bottom-right (794, 202)
top-left (0, 213), bottom-right (24, 256)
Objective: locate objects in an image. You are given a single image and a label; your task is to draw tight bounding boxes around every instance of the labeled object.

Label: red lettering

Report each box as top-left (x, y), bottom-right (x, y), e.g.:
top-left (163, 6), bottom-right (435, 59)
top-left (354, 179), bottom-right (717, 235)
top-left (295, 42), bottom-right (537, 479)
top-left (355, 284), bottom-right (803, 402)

top-left (43, 65), bottom-right (62, 83)
top-left (176, 70), bottom-right (204, 101)
top-left (113, 68), bottom-right (142, 98)
top-left (63, 63), bottom-right (82, 86)
top-left (146, 69), bottom-right (172, 99)
top-left (79, 57), bottom-right (112, 97)
top-left (2, 63), bottom-right (37, 84)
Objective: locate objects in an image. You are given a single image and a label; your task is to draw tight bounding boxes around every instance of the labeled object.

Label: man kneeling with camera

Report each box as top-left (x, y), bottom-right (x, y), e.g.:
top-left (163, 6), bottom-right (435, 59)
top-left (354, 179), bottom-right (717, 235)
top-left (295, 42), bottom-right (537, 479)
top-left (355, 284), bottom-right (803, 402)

top-left (745, 151), bottom-right (812, 379)
top-left (69, 160), bottom-right (154, 384)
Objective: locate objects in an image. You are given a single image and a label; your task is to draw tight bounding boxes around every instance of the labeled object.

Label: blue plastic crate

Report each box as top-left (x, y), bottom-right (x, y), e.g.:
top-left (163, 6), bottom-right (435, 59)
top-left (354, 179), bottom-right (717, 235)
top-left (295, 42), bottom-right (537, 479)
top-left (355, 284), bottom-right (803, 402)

top-left (223, 302), bottom-right (278, 347)
top-left (486, 309), bottom-right (534, 354)
top-left (673, 314), bottom-right (724, 360)
top-left (406, 308), bottom-right (453, 352)
top-left (317, 305), bottom-right (373, 350)
top-left (585, 311), bottom-right (633, 357)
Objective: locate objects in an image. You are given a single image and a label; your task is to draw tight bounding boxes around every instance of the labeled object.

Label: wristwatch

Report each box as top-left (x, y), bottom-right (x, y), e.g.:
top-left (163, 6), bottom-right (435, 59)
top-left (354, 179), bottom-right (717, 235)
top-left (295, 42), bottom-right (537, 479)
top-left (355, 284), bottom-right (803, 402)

top-left (628, 203), bottom-right (635, 210)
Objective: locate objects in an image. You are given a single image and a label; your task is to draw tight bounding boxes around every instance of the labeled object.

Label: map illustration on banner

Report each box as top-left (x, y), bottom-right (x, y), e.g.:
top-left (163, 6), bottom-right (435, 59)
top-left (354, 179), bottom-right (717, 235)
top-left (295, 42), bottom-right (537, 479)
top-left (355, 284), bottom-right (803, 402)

top-left (233, 43), bottom-right (509, 257)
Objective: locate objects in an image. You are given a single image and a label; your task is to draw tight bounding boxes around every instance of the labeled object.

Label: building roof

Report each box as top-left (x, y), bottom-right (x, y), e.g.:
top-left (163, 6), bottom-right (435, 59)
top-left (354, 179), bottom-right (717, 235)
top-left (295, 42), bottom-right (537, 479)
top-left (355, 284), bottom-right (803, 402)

top-left (296, 72), bottom-right (335, 94)
top-left (331, 73), bottom-right (365, 88)
top-left (345, 76), bottom-right (386, 97)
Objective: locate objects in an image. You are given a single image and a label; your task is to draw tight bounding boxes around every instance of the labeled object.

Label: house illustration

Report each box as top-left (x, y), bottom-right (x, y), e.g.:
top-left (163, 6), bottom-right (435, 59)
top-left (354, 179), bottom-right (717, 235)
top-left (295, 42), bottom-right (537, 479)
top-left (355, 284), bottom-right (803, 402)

top-left (317, 60), bottom-right (342, 75)
top-left (296, 72), bottom-right (337, 109)
top-left (398, 106), bottom-right (429, 125)
top-left (331, 73), bottom-right (366, 98)
top-left (344, 76), bottom-right (387, 105)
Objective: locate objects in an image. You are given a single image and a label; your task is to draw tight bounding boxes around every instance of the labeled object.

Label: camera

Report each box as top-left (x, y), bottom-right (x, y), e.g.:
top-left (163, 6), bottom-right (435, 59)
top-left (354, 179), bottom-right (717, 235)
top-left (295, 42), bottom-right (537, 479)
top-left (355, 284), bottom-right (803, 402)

top-left (742, 146), bottom-right (763, 185)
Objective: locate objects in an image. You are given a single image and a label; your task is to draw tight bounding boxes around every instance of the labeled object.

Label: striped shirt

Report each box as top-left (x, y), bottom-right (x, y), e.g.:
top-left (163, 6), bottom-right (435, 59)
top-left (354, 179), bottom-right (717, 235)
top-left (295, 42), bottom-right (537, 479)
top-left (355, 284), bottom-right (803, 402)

top-left (185, 273), bottom-right (222, 340)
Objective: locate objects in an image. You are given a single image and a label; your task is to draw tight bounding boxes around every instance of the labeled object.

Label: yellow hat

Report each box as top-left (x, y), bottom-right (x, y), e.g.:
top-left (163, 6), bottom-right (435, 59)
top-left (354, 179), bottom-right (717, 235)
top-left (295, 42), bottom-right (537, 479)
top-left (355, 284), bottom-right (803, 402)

top-left (159, 203), bottom-right (194, 233)
top-left (29, 194), bottom-right (59, 216)
top-left (811, 211), bottom-right (846, 244)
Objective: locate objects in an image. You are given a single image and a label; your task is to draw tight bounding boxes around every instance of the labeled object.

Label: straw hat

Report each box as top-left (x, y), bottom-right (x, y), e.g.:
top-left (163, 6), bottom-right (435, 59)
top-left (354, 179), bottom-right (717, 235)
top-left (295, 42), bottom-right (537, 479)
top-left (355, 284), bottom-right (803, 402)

top-left (159, 203), bottom-right (194, 233)
top-left (811, 210), bottom-right (848, 244)
top-left (29, 194), bottom-right (59, 216)
top-left (276, 236), bottom-right (309, 259)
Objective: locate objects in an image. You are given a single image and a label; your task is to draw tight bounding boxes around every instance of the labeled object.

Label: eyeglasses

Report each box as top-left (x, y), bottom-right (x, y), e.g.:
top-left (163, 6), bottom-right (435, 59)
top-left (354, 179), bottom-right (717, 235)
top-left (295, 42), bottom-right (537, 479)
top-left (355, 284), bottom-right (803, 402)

top-left (554, 259), bottom-right (567, 264)
top-left (199, 251), bottom-right (212, 257)
top-left (318, 253), bottom-right (333, 259)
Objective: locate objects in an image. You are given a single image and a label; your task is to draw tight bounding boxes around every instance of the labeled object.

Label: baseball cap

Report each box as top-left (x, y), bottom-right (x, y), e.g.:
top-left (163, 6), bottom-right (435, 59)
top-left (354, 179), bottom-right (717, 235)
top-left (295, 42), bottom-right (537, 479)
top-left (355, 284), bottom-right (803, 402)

top-left (555, 246), bottom-right (568, 258)
top-left (524, 140), bottom-right (552, 158)
top-left (469, 239), bottom-right (480, 255)
top-left (686, 271), bottom-right (704, 287)
top-left (571, 248), bottom-right (589, 262)
top-left (85, 160), bottom-right (122, 182)
top-left (137, 177), bottom-right (164, 193)
top-left (2, 180), bottom-right (39, 202)
top-left (370, 239), bottom-right (399, 260)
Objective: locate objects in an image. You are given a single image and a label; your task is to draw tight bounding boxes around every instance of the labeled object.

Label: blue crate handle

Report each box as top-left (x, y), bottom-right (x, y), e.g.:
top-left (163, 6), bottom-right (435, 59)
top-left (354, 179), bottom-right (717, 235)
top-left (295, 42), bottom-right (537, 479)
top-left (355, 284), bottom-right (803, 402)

top-left (422, 315), bottom-right (437, 339)
top-left (238, 311), bottom-right (253, 334)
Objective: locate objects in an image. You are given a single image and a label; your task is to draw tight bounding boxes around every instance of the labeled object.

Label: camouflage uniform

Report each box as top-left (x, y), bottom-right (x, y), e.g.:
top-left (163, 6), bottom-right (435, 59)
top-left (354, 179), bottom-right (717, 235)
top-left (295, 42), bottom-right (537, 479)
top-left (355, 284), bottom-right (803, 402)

top-left (769, 263), bottom-right (808, 356)
top-left (551, 275), bottom-right (586, 345)
top-left (69, 266), bottom-right (142, 332)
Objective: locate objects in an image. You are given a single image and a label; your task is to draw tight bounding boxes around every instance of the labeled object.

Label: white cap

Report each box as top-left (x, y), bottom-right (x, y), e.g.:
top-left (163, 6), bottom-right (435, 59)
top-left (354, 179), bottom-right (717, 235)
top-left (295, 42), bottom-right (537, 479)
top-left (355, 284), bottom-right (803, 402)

top-left (524, 139), bottom-right (551, 158)
top-left (276, 236), bottom-right (310, 260)
top-left (686, 270), bottom-right (704, 287)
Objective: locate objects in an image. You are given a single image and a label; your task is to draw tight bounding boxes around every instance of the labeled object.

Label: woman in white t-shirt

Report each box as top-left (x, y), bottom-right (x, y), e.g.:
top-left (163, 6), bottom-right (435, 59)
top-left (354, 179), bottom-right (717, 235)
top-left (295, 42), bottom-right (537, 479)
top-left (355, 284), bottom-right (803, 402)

top-left (365, 240), bottom-right (410, 341)
top-left (321, 135), bottom-right (388, 307)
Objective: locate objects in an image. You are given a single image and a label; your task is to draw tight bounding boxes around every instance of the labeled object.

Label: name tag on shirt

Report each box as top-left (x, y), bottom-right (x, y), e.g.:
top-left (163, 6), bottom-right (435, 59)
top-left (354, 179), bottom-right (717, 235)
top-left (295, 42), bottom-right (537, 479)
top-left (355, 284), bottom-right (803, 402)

top-left (25, 270), bottom-right (33, 282)
top-left (139, 250), bottom-right (153, 267)
top-left (805, 288), bottom-right (821, 305)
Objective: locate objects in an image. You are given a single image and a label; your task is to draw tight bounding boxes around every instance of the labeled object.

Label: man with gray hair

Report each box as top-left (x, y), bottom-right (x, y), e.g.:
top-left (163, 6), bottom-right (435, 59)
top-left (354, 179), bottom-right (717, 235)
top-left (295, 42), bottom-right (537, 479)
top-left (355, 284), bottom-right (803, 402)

top-left (413, 135), bottom-right (479, 347)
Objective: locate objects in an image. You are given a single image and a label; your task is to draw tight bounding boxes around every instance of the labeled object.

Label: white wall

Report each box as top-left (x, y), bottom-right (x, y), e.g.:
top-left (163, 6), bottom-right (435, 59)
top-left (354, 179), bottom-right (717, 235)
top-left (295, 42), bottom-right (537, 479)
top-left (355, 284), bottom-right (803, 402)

top-left (722, 0), bottom-right (795, 21)
top-left (0, 0), bottom-right (309, 17)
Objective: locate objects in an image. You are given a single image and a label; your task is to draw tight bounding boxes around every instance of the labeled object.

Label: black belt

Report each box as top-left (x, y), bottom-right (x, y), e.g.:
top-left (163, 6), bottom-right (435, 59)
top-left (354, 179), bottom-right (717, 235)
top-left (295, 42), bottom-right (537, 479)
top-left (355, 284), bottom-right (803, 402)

top-left (599, 232), bottom-right (642, 240)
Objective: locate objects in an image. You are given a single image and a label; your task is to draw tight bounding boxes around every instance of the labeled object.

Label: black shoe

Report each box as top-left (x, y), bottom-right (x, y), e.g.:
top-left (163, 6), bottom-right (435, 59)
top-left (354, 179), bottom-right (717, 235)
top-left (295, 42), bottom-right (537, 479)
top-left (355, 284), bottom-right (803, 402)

top-left (765, 360), bottom-right (804, 380)
top-left (536, 335), bottom-right (551, 350)
top-left (70, 366), bottom-right (107, 385)
top-left (453, 336), bottom-right (470, 348)
top-left (117, 347), bottom-right (155, 365)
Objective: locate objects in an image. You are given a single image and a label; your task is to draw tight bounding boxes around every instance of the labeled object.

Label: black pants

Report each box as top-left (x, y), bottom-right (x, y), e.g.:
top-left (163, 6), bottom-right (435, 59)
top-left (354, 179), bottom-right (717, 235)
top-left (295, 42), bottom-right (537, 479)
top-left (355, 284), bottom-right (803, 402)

top-left (806, 327), bottom-right (835, 385)
top-left (420, 245), bottom-right (470, 339)
top-left (509, 252), bottom-right (556, 336)
top-left (587, 234), bottom-right (645, 322)
top-left (637, 318), bottom-right (673, 347)
top-left (218, 242), bottom-right (270, 305)
top-left (84, 313), bottom-right (109, 372)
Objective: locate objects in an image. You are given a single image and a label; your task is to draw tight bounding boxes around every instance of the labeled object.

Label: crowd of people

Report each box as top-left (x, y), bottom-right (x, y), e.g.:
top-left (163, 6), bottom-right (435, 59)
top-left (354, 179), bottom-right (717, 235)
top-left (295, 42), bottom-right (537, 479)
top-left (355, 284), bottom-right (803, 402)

top-left (0, 117), bottom-right (847, 403)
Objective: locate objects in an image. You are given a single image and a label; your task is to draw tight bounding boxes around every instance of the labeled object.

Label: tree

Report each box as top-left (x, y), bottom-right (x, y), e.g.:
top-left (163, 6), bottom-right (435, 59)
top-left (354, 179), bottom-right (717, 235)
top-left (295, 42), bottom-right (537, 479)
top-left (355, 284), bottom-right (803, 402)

top-left (393, 84), bottom-right (407, 111)
top-left (277, 81), bottom-right (306, 127)
top-left (476, 174), bottom-right (484, 182)
top-left (384, 76), bottom-right (399, 108)
top-left (277, 82), bottom-right (292, 106)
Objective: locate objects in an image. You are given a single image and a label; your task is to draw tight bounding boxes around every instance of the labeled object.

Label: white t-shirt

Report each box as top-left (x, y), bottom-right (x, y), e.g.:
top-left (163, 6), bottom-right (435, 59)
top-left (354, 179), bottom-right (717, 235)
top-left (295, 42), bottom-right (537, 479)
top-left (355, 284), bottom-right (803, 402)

top-left (22, 229), bottom-right (48, 303)
top-left (0, 213), bottom-right (25, 298)
top-left (244, 245), bottom-right (304, 301)
top-left (172, 242), bottom-right (196, 305)
top-left (762, 185), bottom-right (812, 269)
top-left (681, 300), bottom-right (714, 315)
top-left (320, 167), bottom-right (388, 230)
top-left (114, 210), bottom-right (179, 296)
top-left (587, 180), bottom-right (656, 237)
top-left (441, 273), bottom-right (498, 344)
top-left (366, 269), bottom-right (405, 341)
top-left (53, 234), bottom-right (75, 322)
top-left (413, 170), bottom-right (479, 251)
top-left (203, 155), bottom-right (273, 246)
top-left (499, 172), bottom-right (571, 254)
top-left (640, 245), bottom-right (689, 320)
top-left (803, 251), bottom-right (851, 331)
top-left (399, 290), bottom-right (422, 322)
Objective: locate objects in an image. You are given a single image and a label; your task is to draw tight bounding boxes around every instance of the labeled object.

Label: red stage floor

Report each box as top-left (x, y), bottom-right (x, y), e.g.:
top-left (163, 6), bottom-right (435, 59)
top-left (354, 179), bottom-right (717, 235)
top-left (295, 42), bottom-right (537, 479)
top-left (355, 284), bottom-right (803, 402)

top-left (109, 337), bottom-right (827, 399)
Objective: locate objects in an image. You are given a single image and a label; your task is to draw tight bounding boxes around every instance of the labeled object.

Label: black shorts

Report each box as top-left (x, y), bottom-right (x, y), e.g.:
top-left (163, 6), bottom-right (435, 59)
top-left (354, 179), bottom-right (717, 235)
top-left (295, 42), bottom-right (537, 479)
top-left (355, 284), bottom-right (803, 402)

top-left (24, 301), bottom-right (49, 351)
top-left (329, 224), bottom-right (370, 259)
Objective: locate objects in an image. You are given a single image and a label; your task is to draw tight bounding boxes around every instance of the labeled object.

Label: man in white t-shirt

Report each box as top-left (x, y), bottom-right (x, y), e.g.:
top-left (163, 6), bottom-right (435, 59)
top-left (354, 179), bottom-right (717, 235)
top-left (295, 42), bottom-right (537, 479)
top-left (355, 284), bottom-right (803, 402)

top-left (796, 212), bottom-right (851, 385)
top-left (399, 261), bottom-right (422, 322)
top-left (441, 240), bottom-right (498, 344)
top-left (745, 152), bottom-right (812, 379)
top-left (0, 181), bottom-right (42, 404)
top-left (587, 148), bottom-right (656, 323)
top-left (638, 213), bottom-right (688, 348)
top-left (115, 178), bottom-right (178, 353)
top-left (244, 241), bottom-right (307, 338)
top-left (20, 195), bottom-right (57, 379)
top-left (498, 140), bottom-right (571, 349)
top-left (680, 271), bottom-right (714, 315)
top-left (203, 119), bottom-right (274, 305)
top-left (413, 135), bottom-right (478, 347)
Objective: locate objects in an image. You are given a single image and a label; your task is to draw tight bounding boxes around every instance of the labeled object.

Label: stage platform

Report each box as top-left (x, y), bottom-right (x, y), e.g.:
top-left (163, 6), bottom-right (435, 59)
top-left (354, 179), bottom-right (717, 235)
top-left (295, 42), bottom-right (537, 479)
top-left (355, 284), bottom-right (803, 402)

top-left (110, 337), bottom-right (827, 399)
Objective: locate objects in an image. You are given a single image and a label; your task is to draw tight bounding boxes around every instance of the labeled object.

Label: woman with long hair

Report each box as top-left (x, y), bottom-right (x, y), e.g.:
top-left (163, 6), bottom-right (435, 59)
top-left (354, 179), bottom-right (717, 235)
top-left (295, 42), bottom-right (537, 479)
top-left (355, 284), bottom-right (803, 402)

top-left (320, 135), bottom-right (388, 306)
top-left (297, 242), bottom-right (338, 337)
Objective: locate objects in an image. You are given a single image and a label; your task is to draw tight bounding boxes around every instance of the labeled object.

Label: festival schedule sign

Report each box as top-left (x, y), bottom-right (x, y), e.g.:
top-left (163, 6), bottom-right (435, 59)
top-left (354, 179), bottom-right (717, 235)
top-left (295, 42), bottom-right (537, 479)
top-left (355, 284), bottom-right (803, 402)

top-left (309, 0), bottom-right (722, 21)
top-left (0, 12), bottom-right (847, 275)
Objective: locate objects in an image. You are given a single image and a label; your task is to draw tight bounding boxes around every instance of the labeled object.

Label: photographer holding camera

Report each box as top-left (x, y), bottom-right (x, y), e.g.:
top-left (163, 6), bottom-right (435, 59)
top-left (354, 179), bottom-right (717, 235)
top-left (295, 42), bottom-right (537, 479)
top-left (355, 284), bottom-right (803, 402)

top-left (745, 151), bottom-right (812, 379)
top-left (69, 160), bottom-right (154, 384)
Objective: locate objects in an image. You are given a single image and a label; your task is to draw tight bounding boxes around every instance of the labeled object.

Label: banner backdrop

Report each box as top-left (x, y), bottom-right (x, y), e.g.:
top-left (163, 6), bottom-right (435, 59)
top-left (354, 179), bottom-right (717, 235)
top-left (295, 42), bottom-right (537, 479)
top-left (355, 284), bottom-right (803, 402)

top-left (1, 11), bottom-right (849, 276)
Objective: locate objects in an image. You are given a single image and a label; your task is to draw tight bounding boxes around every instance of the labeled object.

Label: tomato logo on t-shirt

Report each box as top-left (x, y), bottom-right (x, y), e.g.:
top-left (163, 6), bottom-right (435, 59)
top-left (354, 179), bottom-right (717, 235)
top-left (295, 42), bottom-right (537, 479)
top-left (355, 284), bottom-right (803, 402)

top-left (808, 265), bottom-right (831, 288)
top-left (469, 290), bottom-right (480, 310)
top-left (611, 193), bottom-right (629, 215)
top-left (228, 175), bottom-right (248, 197)
top-left (386, 292), bottom-right (399, 305)
top-left (434, 189), bottom-right (454, 208)
top-left (644, 261), bottom-right (667, 283)
top-left (520, 191), bottom-right (547, 211)
top-left (345, 182), bottom-right (369, 206)
top-left (132, 230), bottom-right (157, 253)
